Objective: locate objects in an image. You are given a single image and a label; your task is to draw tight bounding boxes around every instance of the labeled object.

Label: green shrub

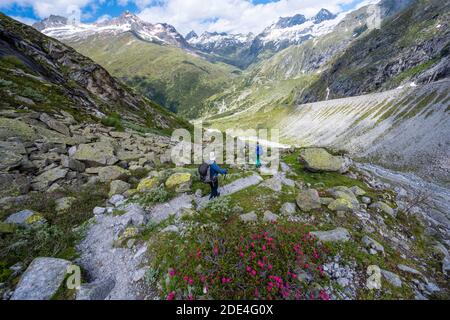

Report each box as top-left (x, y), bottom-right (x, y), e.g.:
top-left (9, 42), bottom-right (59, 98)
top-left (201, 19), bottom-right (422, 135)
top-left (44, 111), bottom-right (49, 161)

top-left (0, 78), bottom-right (14, 88)
top-left (101, 112), bottom-right (124, 131)
top-left (150, 220), bottom-right (330, 300)
top-left (139, 186), bottom-right (171, 206)
top-left (22, 87), bottom-right (46, 103)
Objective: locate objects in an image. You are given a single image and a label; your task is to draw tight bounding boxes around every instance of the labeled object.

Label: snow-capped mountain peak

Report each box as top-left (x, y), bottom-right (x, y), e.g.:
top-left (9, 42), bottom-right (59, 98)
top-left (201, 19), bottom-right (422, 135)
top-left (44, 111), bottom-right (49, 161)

top-left (187, 31), bottom-right (254, 54)
top-left (33, 11), bottom-right (188, 48)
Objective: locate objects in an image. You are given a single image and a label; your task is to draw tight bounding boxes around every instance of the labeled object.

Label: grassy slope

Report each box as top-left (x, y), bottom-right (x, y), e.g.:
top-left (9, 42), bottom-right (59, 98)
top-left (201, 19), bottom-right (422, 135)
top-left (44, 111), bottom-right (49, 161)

top-left (0, 13), bottom-right (191, 134)
top-left (67, 33), bottom-right (239, 119)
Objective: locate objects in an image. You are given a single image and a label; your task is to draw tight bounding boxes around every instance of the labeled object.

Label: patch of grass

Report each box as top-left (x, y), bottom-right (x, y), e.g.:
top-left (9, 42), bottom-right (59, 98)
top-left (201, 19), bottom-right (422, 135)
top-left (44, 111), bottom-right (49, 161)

top-left (101, 112), bottom-right (124, 131)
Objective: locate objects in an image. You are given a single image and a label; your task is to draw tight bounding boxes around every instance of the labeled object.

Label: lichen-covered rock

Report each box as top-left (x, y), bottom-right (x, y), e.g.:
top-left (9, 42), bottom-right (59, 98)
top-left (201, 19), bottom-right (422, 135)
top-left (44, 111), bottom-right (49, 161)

top-left (98, 166), bottom-right (129, 182)
top-left (298, 148), bottom-right (351, 173)
top-left (310, 227), bottom-right (351, 242)
top-left (11, 257), bottom-right (71, 300)
top-left (328, 198), bottom-right (359, 212)
top-left (73, 142), bottom-right (118, 166)
top-left (0, 117), bottom-right (38, 141)
top-left (60, 155), bottom-right (85, 172)
top-left (0, 141), bottom-right (26, 170)
top-left (137, 176), bottom-right (159, 192)
top-left (350, 186), bottom-right (366, 196)
top-left (5, 209), bottom-right (46, 228)
top-left (165, 172), bottom-right (192, 192)
top-left (109, 180), bottom-right (131, 197)
top-left (296, 189), bottom-right (321, 212)
top-left (116, 226), bottom-right (139, 245)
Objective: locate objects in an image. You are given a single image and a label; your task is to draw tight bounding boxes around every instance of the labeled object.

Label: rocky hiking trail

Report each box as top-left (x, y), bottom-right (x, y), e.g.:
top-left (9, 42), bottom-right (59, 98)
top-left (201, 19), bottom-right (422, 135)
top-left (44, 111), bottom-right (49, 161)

top-left (1, 110), bottom-right (449, 300)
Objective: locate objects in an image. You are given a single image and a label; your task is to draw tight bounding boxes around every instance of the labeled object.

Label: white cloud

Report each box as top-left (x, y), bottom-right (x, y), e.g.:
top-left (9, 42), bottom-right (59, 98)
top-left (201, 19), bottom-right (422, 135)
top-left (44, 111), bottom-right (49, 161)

top-left (136, 0), bottom-right (358, 35)
top-left (0, 0), bottom-right (94, 19)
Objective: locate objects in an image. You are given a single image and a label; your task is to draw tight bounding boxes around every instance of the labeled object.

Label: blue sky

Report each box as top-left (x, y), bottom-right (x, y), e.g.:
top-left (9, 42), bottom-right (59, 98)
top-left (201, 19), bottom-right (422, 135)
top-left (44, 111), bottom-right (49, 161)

top-left (0, 0), bottom-right (372, 34)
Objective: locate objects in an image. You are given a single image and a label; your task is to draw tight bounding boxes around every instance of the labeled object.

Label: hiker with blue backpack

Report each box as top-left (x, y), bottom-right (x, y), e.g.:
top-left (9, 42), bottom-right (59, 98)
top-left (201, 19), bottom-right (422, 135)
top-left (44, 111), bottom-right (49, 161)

top-left (256, 141), bottom-right (263, 168)
top-left (198, 152), bottom-right (228, 200)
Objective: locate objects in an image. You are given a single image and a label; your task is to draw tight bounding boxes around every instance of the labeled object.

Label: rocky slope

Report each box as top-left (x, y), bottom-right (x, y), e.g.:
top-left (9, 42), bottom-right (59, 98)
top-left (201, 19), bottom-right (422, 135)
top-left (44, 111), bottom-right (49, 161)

top-left (299, 0), bottom-right (449, 103)
top-left (0, 13), bottom-right (190, 131)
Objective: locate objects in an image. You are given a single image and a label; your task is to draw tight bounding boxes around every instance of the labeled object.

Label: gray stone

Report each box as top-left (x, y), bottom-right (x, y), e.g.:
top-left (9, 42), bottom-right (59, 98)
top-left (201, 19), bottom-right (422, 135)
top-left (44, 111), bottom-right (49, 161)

top-left (93, 207), bottom-right (106, 215)
top-left (240, 212), bottom-right (258, 223)
top-left (361, 196), bottom-right (372, 204)
top-left (261, 176), bottom-right (282, 192)
top-left (320, 197), bottom-right (334, 205)
top-left (109, 180), bottom-right (131, 197)
top-left (73, 142), bottom-right (118, 166)
top-left (350, 186), bottom-right (366, 196)
top-left (39, 113), bottom-right (71, 136)
top-left (263, 211), bottom-right (279, 222)
top-left (11, 257), bottom-right (71, 300)
top-left (296, 189), bottom-right (321, 212)
top-left (280, 202), bottom-right (296, 216)
top-left (32, 167), bottom-right (68, 191)
top-left (76, 277), bottom-right (116, 300)
top-left (98, 166), bottom-right (129, 183)
top-left (381, 269), bottom-right (402, 288)
top-left (311, 228), bottom-right (351, 242)
top-left (370, 202), bottom-right (395, 216)
top-left (362, 236), bottom-right (385, 255)
top-left (397, 264), bottom-right (422, 276)
top-left (109, 195), bottom-right (125, 206)
top-left (161, 225), bottom-right (179, 233)
top-left (61, 155), bottom-right (85, 172)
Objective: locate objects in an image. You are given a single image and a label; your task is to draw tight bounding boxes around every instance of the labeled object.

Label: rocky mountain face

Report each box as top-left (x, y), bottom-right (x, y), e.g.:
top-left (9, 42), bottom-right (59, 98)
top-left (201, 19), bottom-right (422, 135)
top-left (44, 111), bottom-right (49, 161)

top-left (298, 0), bottom-right (449, 103)
top-left (0, 12), bottom-right (189, 131)
top-left (33, 11), bottom-right (190, 48)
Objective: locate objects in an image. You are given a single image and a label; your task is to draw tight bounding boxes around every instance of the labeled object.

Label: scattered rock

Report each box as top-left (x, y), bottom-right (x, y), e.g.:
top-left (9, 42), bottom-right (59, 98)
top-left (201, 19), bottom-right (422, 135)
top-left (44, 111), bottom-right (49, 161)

top-left (261, 176), bottom-right (282, 192)
top-left (263, 211), bottom-right (278, 222)
top-left (109, 180), bottom-right (131, 197)
top-left (362, 236), bottom-right (385, 255)
top-left (98, 166), bottom-right (129, 182)
top-left (32, 167), bottom-right (68, 191)
top-left (298, 148), bottom-right (351, 173)
top-left (311, 228), bottom-right (351, 242)
top-left (328, 198), bottom-right (358, 212)
top-left (11, 257), bottom-right (71, 300)
top-left (320, 197), bottom-right (334, 205)
top-left (240, 212), bottom-right (258, 223)
top-left (109, 194), bottom-right (125, 206)
top-left (397, 264), bottom-right (422, 276)
top-left (350, 186), bottom-right (366, 196)
top-left (60, 155), bottom-right (85, 172)
top-left (361, 196), bottom-right (372, 204)
top-left (280, 202), bottom-right (296, 216)
top-left (370, 202), bottom-right (395, 216)
top-left (296, 189), bottom-right (321, 212)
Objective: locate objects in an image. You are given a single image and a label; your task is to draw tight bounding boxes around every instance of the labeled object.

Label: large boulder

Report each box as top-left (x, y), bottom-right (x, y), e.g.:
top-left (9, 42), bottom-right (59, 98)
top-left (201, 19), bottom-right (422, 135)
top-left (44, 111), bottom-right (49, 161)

top-left (60, 155), bottom-right (85, 173)
top-left (11, 257), bottom-right (71, 300)
top-left (165, 172), bottom-right (192, 192)
top-left (370, 202), bottom-right (395, 216)
top-left (98, 166), bottom-right (129, 182)
top-left (31, 167), bottom-right (68, 191)
top-left (310, 228), bottom-right (351, 242)
top-left (0, 173), bottom-right (31, 196)
top-left (328, 198), bottom-right (358, 212)
top-left (298, 148), bottom-right (351, 173)
top-left (296, 189), bottom-right (321, 212)
top-left (0, 117), bottom-right (38, 141)
top-left (73, 142), bottom-right (118, 166)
